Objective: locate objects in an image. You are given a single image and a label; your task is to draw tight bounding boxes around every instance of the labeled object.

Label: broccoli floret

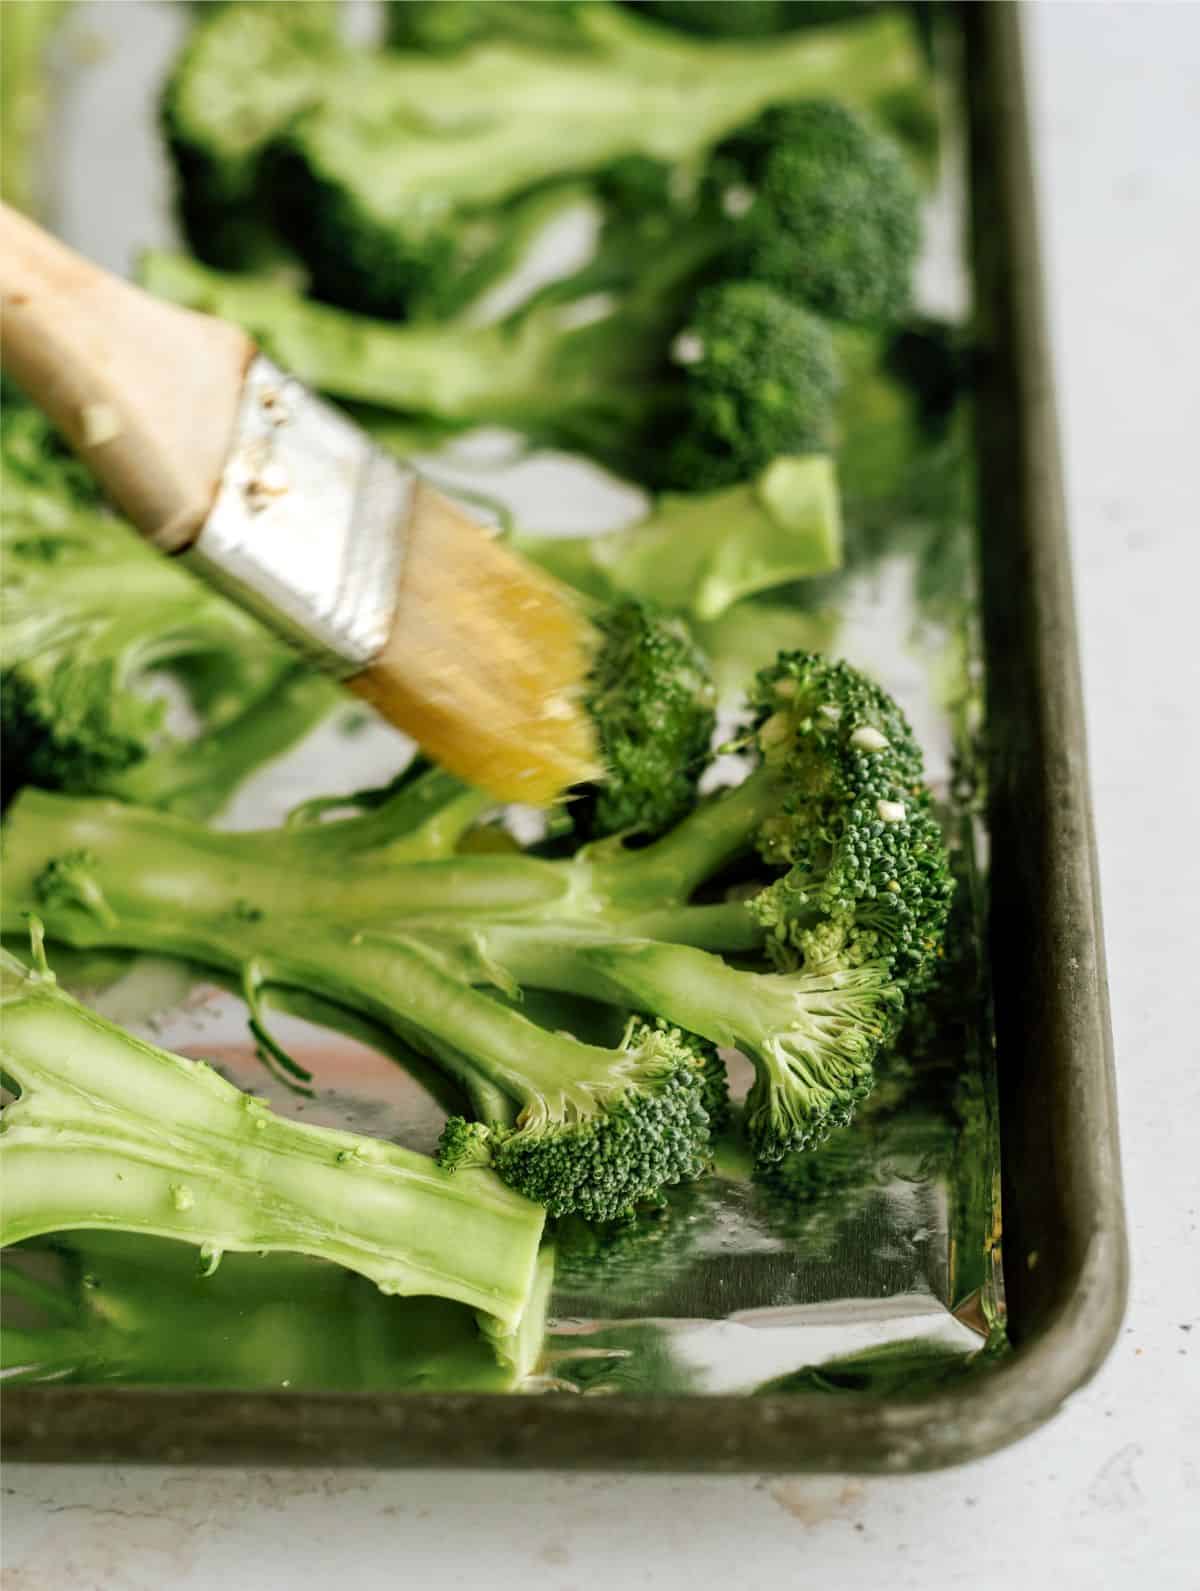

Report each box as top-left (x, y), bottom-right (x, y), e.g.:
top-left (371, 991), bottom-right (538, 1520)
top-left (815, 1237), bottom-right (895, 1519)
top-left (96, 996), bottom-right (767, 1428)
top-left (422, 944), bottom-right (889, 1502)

top-left (435, 1016), bottom-right (713, 1220)
top-left (575, 600), bottom-right (717, 841)
top-left (664, 282), bottom-right (841, 486)
top-left (161, 0), bottom-right (342, 268)
top-left (142, 252), bottom-right (838, 491)
top-left (505, 92), bottom-right (922, 335)
top-left (3, 642), bottom-right (728, 1221)
top-left (5, 632), bottom-right (950, 1181)
top-left (0, 945), bottom-right (546, 1357)
top-left (720, 100), bottom-right (921, 326)
top-left (254, 5), bottom-right (926, 318)
top-left (0, 408), bottom-right (336, 814)
top-left (746, 653), bottom-right (952, 989)
top-left (143, 86), bottom-right (921, 485)
top-left (513, 456), bottom-right (841, 624)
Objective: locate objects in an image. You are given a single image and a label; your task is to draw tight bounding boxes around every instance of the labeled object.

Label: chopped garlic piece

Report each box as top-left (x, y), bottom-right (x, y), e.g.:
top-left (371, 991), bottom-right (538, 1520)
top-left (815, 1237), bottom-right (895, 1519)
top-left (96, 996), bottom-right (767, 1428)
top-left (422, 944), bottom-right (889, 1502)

top-left (877, 799), bottom-right (906, 823)
top-left (851, 726), bottom-right (890, 753)
top-left (671, 331), bottom-right (705, 366)
top-left (721, 184), bottom-right (754, 219)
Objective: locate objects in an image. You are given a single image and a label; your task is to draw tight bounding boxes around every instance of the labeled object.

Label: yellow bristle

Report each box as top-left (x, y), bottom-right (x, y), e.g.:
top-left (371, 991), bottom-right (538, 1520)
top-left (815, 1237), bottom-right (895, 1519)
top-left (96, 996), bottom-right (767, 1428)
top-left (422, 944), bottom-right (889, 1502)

top-left (347, 481), bottom-right (601, 806)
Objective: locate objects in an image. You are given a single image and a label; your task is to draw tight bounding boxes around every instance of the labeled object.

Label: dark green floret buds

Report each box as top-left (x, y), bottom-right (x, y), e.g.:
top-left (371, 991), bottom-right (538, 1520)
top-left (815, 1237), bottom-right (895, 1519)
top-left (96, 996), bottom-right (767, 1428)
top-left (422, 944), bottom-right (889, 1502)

top-left (723, 100), bottom-right (922, 327)
top-left (578, 599), bottom-right (717, 841)
top-left (438, 1018), bottom-right (716, 1221)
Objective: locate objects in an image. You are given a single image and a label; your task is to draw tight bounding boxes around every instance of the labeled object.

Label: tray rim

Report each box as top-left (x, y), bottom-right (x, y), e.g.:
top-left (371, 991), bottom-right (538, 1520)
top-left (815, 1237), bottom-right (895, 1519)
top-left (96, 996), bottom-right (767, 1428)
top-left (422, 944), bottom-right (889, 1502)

top-left (2, 0), bottom-right (1128, 1473)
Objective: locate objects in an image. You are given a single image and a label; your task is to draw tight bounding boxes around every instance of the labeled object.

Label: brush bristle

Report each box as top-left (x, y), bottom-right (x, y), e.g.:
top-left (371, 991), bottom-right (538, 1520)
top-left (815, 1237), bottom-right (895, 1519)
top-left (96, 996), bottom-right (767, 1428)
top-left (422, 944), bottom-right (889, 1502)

top-left (347, 481), bottom-right (600, 805)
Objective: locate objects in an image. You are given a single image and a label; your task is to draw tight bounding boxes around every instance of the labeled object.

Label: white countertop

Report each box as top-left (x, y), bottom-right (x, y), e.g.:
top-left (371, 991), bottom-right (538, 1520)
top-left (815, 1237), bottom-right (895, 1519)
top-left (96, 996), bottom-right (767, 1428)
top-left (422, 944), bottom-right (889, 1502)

top-left (4, 4), bottom-right (1198, 1586)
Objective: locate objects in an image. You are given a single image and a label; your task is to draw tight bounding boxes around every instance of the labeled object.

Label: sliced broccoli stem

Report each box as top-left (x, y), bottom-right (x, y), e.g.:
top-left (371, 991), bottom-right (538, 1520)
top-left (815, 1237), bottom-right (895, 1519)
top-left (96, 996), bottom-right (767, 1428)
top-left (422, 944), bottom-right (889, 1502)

top-left (0, 950), bottom-right (545, 1332)
top-left (139, 251), bottom-right (674, 442)
top-left (0, 798), bottom-right (765, 1007)
top-left (512, 456), bottom-right (842, 622)
top-left (2, 788), bottom-right (772, 955)
top-left (267, 931), bottom-right (653, 1118)
top-left (0, 793), bottom-right (722, 1112)
top-left (1, 789), bottom-right (568, 942)
top-left (262, 7), bottom-right (925, 316)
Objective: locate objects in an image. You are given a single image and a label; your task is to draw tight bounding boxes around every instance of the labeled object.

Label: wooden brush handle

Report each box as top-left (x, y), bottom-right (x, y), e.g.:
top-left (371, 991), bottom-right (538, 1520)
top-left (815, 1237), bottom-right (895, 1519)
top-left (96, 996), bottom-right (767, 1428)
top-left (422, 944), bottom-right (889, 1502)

top-left (0, 201), bottom-right (255, 551)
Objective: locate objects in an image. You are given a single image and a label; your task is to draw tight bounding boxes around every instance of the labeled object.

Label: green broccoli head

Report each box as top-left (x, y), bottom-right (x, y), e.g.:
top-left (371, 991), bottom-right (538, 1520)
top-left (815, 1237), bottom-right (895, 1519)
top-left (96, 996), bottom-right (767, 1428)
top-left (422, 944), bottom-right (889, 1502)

top-left (161, 0), bottom-right (339, 268)
top-left (746, 652), bottom-right (953, 991)
top-left (662, 281), bottom-right (840, 488)
top-left (0, 400), bottom-right (100, 512)
top-left (577, 600), bottom-right (717, 841)
top-left (437, 1018), bottom-right (714, 1221)
top-left (567, 649), bottom-right (952, 1164)
top-left (265, 119), bottom-right (461, 320)
top-left (736, 963), bottom-right (901, 1160)
top-left (2, 656), bottom-right (165, 797)
top-left (720, 100), bottom-right (921, 327)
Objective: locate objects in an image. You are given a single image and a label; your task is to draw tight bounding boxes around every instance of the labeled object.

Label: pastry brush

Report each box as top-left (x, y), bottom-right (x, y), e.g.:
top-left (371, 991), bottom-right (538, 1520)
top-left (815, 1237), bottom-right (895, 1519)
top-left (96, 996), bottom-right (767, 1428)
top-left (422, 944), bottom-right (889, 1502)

top-left (0, 202), bottom-right (599, 804)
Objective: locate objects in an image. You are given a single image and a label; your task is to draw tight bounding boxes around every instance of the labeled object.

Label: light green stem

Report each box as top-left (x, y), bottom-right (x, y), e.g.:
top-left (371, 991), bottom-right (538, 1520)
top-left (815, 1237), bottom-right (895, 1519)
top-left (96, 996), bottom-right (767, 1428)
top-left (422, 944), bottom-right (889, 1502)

top-left (1, 955), bottom-right (544, 1330)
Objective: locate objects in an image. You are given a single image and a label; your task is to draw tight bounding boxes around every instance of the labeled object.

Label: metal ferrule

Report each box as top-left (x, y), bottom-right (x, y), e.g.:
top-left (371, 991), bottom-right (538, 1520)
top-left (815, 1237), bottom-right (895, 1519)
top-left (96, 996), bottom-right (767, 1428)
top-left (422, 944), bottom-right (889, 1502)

top-left (185, 355), bottom-right (416, 676)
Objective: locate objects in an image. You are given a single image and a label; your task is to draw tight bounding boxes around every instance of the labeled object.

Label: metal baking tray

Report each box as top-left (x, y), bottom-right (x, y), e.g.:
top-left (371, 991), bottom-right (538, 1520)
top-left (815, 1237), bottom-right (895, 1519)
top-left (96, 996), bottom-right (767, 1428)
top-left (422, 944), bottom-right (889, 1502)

top-left (2, 0), bottom-right (1126, 1470)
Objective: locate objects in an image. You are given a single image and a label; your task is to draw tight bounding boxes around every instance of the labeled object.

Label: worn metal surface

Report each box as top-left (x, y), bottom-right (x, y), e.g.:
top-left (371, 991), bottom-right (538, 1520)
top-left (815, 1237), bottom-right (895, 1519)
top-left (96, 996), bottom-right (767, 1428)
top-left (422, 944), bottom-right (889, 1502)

top-left (189, 355), bottom-right (415, 677)
top-left (2, 1), bottom-right (1126, 1470)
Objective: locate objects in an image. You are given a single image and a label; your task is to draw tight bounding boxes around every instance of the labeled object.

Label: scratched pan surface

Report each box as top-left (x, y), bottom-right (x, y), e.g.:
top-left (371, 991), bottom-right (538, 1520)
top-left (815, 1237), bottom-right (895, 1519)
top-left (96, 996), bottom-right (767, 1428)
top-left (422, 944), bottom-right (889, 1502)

top-left (2, 2), bottom-right (1125, 1470)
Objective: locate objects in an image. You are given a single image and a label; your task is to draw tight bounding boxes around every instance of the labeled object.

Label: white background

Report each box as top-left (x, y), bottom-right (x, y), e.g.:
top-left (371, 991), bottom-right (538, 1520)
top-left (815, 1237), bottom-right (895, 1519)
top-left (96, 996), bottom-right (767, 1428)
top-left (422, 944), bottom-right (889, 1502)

top-left (4, 3), bottom-right (1199, 1586)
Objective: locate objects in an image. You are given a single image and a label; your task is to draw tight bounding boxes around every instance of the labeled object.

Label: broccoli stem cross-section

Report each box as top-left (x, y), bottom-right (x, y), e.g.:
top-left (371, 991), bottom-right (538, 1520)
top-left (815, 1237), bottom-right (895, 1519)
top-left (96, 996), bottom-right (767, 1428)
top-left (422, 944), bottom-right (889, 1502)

top-left (0, 947), bottom-right (546, 1343)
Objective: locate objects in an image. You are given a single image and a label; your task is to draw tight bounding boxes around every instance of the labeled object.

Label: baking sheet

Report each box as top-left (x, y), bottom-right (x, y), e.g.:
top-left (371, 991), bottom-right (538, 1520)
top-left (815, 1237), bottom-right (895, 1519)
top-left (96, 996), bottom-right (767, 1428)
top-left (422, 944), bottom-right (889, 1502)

top-left (2, 0), bottom-right (1004, 1401)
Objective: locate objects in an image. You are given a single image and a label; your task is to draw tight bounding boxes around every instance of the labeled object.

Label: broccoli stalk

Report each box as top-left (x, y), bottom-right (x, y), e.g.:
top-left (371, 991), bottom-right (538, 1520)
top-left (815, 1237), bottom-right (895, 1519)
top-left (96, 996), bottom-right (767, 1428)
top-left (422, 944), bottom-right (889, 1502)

top-left (512, 456), bottom-right (841, 623)
top-left (141, 249), bottom-right (837, 491)
top-left (0, 944), bottom-right (546, 1349)
top-left (3, 649), bottom-right (952, 1175)
top-left (1, 410), bottom-right (337, 814)
top-left (262, 4), bottom-right (926, 318)
top-left (142, 97), bottom-right (921, 489)
top-left (3, 868), bottom-right (719, 1221)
